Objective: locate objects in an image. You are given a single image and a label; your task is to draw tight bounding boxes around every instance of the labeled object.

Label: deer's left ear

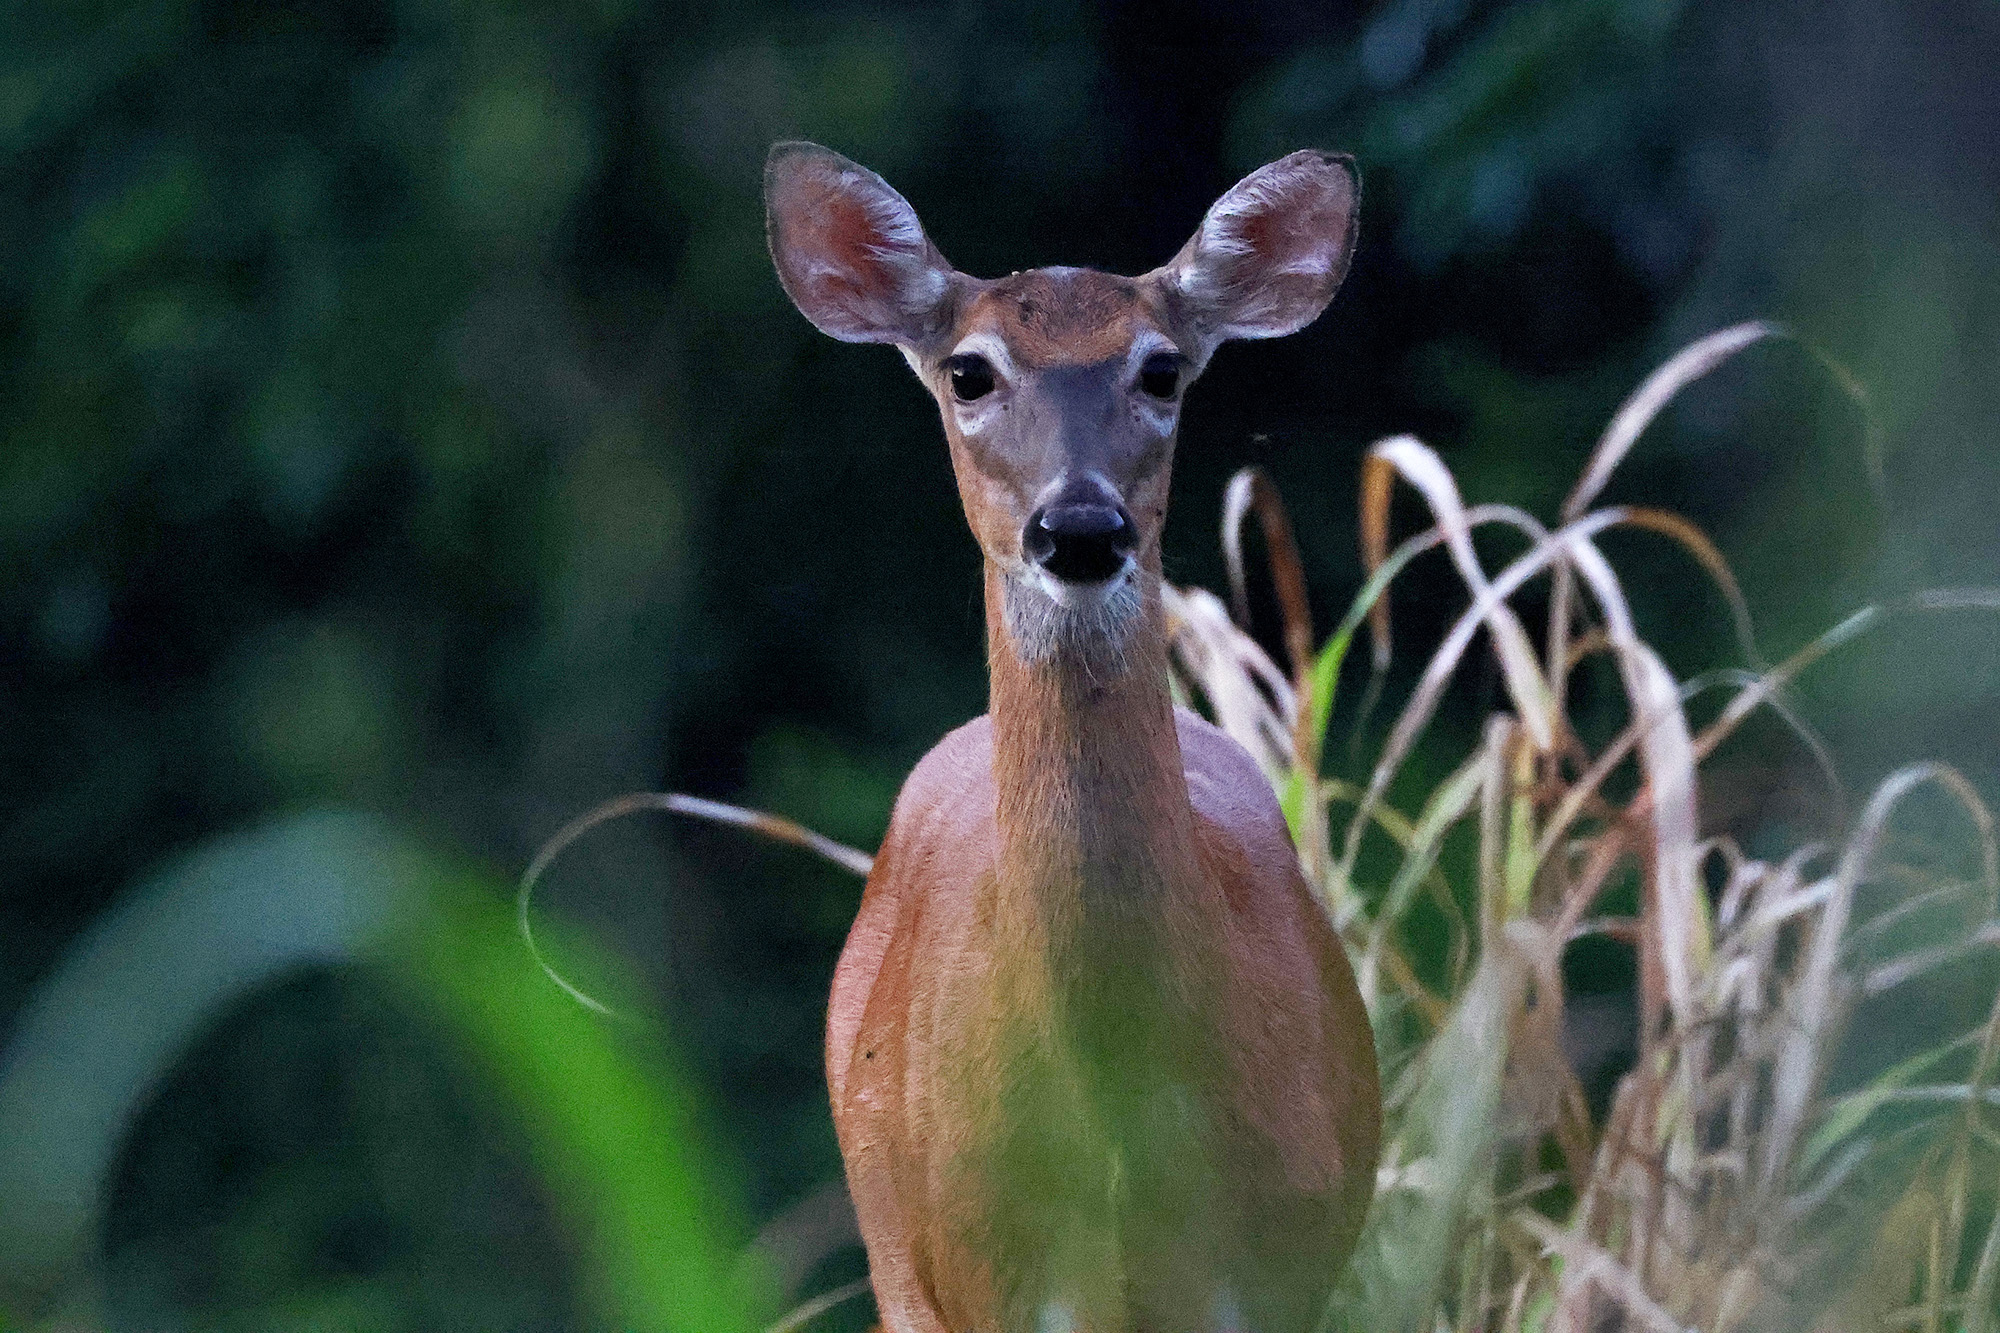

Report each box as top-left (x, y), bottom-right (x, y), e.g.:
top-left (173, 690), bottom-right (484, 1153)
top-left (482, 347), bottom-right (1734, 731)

top-left (1154, 150), bottom-right (1359, 362)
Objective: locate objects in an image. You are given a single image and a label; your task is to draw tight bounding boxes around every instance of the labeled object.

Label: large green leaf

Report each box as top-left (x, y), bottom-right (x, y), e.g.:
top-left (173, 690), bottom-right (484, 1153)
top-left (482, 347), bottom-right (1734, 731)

top-left (0, 810), bottom-right (762, 1332)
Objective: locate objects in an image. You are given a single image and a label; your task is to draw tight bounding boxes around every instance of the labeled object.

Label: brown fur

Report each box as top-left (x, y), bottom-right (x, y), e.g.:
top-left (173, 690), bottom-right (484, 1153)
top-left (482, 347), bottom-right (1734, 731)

top-left (830, 563), bottom-right (1380, 1333)
top-left (765, 140), bottom-right (1377, 1333)
top-left (954, 270), bottom-right (1167, 368)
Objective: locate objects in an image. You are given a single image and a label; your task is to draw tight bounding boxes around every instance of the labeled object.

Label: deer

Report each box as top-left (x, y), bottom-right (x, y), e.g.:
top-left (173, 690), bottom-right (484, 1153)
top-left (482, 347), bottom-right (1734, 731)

top-left (764, 142), bottom-right (1381, 1333)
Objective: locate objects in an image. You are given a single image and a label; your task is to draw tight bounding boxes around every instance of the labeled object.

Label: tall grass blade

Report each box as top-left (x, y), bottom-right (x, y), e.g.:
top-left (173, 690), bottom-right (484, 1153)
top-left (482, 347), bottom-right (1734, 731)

top-left (1562, 322), bottom-right (1782, 524)
top-left (1365, 748), bottom-right (1490, 996)
top-left (1764, 764), bottom-right (1996, 1190)
top-left (1616, 506), bottom-right (1764, 669)
top-left (763, 1278), bottom-right (872, 1333)
top-left (1339, 509), bottom-right (1623, 889)
top-left (1799, 1038), bottom-right (1972, 1177)
top-left (1364, 437), bottom-right (1557, 750)
top-left (1547, 320), bottom-right (1780, 698)
top-left (1165, 584), bottom-right (1298, 781)
top-left (1222, 466), bottom-right (1316, 684)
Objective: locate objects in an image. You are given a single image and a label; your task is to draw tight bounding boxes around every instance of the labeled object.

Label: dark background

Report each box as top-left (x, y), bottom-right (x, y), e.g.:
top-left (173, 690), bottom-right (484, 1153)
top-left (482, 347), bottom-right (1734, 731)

top-left (4, 0), bottom-right (1998, 1327)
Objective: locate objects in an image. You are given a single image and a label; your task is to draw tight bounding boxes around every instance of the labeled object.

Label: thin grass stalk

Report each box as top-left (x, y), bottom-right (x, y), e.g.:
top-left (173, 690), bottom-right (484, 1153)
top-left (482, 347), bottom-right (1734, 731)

top-left (1864, 921), bottom-right (2000, 997)
top-left (1918, 587), bottom-right (2000, 612)
top-left (763, 1279), bottom-right (873, 1333)
top-left (1318, 776), bottom-right (1461, 925)
top-left (1849, 880), bottom-right (1990, 968)
top-left (1364, 437), bottom-right (1557, 751)
top-left (1164, 583), bottom-right (1297, 778)
top-left (1520, 1210), bottom-right (1689, 1333)
top-left (1364, 749), bottom-right (1489, 1001)
top-left (1613, 506), bottom-right (1765, 669)
top-left (1561, 322), bottom-right (1783, 526)
top-left (1681, 668), bottom-right (1845, 816)
top-left (1360, 435), bottom-right (1395, 672)
top-left (1764, 765), bottom-right (1997, 1191)
top-left (1962, 1144), bottom-right (2000, 1333)
top-left (1339, 507), bottom-right (1629, 891)
top-left (1560, 534), bottom-right (1706, 1029)
top-left (1222, 465), bottom-right (1316, 686)
top-left (1944, 958), bottom-right (2000, 1327)
top-left (1531, 605), bottom-right (1877, 888)
top-left (1691, 606), bottom-right (1879, 760)
top-left (1301, 502), bottom-right (1545, 804)
top-left (520, 792), bottom-right (874, 1017)
top-left (1479, 716), bottom-right (1514, 944)
top-left (1548, 322), bottom-right (1782, 716)
top-left (1296, 500), bottom-right (1544, 748)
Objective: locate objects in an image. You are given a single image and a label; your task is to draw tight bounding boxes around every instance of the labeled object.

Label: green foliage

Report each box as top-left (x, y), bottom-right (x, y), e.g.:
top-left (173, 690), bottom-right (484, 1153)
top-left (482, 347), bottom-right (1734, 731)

top-left (387, 882), bottom-right (764, 1333)
top-left (0, 810), bottom-right (763, 1331)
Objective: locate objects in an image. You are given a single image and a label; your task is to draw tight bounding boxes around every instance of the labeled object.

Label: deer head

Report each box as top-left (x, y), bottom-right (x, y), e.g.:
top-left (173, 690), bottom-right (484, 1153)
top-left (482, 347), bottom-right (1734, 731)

top-left (764, 142), bottom-right (1358, 668)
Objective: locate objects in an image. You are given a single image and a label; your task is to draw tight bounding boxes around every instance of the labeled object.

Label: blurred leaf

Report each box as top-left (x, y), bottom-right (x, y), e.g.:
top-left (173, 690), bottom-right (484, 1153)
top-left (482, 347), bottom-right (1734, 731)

top-left (1328, 944), bottom-right (1522, 1331)
top-left (0, 811), bottom-right (421, 1315)
top-left (0, 810), bottom-right (763, 1332)
top-left (386, 881), bottom-right (765, 1333)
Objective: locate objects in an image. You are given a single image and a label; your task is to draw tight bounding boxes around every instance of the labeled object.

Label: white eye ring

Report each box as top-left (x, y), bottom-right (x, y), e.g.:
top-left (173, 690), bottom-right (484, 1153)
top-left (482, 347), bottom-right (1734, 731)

top-left (940, 334), bottom-right (1018, 431)
top-left (945, 333), bottom-right (1020, 382)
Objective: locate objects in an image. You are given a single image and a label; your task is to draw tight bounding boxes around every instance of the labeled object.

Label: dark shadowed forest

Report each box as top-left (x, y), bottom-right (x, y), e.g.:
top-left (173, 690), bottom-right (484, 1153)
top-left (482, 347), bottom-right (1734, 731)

top-left (3, 1), bottom-right (1998, 1329)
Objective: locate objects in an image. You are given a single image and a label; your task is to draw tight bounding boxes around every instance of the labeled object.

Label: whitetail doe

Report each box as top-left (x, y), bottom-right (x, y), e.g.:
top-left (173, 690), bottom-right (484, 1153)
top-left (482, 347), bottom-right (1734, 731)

top-left (766, 143), bottom-right (1380, 1333)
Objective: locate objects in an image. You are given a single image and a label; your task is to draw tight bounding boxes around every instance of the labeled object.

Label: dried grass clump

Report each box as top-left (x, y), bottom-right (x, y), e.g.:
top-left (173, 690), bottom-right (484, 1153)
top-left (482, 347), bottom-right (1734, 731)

top-left (1166, 322), bottom-right (2000, 1333)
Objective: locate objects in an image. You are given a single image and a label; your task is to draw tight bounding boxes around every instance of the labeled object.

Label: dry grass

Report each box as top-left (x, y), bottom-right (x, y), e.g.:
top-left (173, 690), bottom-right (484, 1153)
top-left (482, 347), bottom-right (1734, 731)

top-left (1167, 322), bottom-right (2000, 1333)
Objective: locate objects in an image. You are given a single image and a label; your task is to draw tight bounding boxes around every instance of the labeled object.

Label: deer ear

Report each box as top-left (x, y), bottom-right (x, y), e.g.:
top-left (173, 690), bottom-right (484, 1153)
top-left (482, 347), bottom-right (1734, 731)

top-left (765, 142), bottom-right (958, 346)
top-left (1155, 150), bottom-right (1359, 360)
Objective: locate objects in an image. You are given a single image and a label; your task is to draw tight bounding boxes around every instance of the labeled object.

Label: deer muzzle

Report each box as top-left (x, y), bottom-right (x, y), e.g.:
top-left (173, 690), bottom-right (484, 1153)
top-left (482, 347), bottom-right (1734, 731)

top-left (1023, 481), bottom-right (1138, 587)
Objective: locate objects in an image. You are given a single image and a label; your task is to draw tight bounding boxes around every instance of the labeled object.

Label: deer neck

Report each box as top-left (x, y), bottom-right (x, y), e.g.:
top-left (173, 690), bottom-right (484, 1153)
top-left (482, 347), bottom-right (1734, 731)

top-left (984, 560), bottom-right (1202, 943)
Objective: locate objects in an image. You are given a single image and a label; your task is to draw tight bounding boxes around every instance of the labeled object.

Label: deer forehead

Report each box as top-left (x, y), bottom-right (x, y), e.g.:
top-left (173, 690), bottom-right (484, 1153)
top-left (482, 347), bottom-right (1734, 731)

top-left (953, 267), bottom-right (1176, 370)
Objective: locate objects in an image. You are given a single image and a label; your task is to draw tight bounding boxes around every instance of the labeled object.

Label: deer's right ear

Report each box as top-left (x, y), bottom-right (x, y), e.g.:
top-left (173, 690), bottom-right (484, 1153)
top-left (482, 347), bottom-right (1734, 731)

top-left (765, 142), bottom-right (958, 346)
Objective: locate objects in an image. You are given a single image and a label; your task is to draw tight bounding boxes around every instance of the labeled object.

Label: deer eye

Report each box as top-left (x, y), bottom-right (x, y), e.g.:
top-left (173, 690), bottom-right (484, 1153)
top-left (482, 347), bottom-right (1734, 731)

top-left (947, 354), bottom-right (996, 402)
top-left (1138, 351), bottom-right (1181, 399)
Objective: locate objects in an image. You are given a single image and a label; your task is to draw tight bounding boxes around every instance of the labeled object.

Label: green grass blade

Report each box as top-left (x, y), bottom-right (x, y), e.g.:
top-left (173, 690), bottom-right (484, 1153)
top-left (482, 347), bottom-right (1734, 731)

top-left (388, 886), bottom-right (764, 1333)
top-left (1328, 945), bottom-right (1522, 1332)
top-left (1798, 1036), bottom-right (1975, 1178)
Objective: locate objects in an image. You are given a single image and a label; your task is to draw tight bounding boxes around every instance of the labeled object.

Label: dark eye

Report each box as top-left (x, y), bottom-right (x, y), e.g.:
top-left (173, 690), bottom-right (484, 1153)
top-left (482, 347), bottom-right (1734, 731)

top-left (1139, 351), bottom-right (1181, 399)
top-left (947, 354), bottom-right (996, 402)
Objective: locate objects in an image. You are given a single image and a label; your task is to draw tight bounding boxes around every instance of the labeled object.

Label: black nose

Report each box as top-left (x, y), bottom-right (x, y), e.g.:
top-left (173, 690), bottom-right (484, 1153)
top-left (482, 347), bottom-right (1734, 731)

top-left (1023, 502), bottom-right (1138, 584)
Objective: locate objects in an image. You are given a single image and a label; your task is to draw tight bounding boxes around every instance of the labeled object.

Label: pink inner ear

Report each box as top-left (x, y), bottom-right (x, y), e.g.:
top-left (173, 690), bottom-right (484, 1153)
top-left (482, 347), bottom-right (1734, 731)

top-left (817, 191), bottom-right (899, 305)
top-left (1232, 209), bottom-right (1279, 260)
top-left (1223, 168), bottom-right (1345, 269)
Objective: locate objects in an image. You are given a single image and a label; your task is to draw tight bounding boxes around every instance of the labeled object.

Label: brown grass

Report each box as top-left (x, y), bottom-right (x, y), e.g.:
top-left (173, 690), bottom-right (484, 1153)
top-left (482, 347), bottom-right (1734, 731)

top-left (1167, 322), bottom-right (2000, 1333)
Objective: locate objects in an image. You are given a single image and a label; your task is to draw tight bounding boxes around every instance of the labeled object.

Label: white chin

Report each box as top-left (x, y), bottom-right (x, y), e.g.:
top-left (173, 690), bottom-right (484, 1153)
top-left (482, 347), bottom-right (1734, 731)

top-left (1003, 561), bottom-right (1144, 670)
top-left (1025, 559), bottom-right (1136, 609)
